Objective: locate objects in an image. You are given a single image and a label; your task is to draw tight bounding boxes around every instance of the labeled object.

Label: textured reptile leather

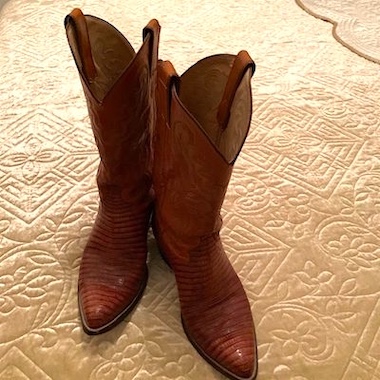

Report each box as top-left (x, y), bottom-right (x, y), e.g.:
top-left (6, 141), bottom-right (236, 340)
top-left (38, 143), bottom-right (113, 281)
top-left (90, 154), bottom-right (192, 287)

top-left (153, 57), bottom-right (257, 380)
top-left (65, 9), bottom-right (159, 334)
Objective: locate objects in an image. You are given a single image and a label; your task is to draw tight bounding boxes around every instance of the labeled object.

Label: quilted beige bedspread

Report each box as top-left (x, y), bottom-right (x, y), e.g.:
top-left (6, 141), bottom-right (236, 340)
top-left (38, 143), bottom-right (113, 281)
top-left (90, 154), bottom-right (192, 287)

top-left (0, 0), bottom-right (379, 379)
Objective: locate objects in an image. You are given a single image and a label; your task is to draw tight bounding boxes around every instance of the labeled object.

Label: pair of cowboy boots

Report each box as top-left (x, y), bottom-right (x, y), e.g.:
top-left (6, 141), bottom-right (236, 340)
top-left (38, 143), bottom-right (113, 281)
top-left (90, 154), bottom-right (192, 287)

top-left (65, 8), bottom-right (257, 380)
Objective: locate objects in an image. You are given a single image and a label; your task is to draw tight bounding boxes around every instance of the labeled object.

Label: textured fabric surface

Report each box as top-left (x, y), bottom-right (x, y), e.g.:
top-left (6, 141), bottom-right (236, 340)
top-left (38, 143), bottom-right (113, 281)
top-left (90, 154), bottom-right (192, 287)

top-left (0, 0), bottom-right (379, 379)
top-left (296, 0), bottom-right (380, 64)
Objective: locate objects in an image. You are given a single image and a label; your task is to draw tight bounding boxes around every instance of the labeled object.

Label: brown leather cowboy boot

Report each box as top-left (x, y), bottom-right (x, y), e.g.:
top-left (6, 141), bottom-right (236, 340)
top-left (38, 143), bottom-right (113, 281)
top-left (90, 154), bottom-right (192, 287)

top-left (153, 55), bottom-right (257, 380)
top-left (65, 9), bottom-right (159, 334)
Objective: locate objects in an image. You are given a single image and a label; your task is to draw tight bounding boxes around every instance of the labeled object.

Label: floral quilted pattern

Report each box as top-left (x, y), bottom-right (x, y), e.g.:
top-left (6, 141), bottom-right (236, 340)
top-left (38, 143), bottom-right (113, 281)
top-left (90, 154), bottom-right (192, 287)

top-left (0, 0), bottom-right (379, 379)
top-left (296, 0), bottom-right (380, 64)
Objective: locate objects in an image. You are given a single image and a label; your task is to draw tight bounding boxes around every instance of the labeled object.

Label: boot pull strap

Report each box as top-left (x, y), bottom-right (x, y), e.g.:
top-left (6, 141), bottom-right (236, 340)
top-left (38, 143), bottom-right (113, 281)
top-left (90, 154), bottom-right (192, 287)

top-left (157, 60), bottom-right (180, 125)
top-left (64, 8), bottom-right (97, 82)
top-left (216, 50), bottom-right (255, 130)
top-left (143, 19), bottom-right (160, 74)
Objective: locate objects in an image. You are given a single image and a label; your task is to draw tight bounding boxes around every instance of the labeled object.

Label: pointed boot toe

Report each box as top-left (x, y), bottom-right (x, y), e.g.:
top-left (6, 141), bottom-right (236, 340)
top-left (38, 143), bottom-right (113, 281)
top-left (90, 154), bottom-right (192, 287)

top-left (79, 290), bottom-right (116, 333)
top-left (183, 318), bottom-right (257, 380)
top-left (221, 345), bottom-right (256, 380)
top-left (79, 265), bottom-right (148, 334)
top-left (207, 331), bottom-right (257, 380)
top-left (181, 281), bottom-right (257, 380)
top-left (78, 215), bottom-right (149, 335)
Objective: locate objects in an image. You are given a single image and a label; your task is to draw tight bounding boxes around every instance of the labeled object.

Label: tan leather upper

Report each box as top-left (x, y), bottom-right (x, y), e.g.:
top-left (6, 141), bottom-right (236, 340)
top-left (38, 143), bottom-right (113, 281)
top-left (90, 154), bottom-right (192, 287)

top-left (179, 52), bottom-right (254, 163)
top-left (65, 9), bottom-right (160, 333)
top-left (153, 56), bottom-right (257, 379)
top-left (154, 54), bottom-right (255, 259)
top-left (66, 10), bottom-right (160, 201)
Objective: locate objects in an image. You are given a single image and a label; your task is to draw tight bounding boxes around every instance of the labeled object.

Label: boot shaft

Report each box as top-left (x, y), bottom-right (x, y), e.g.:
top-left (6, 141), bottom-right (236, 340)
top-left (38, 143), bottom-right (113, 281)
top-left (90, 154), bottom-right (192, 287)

top-left (154, 54), bottom-right (255, 246)
top-left (65, 10), bottom-right (160, 192)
